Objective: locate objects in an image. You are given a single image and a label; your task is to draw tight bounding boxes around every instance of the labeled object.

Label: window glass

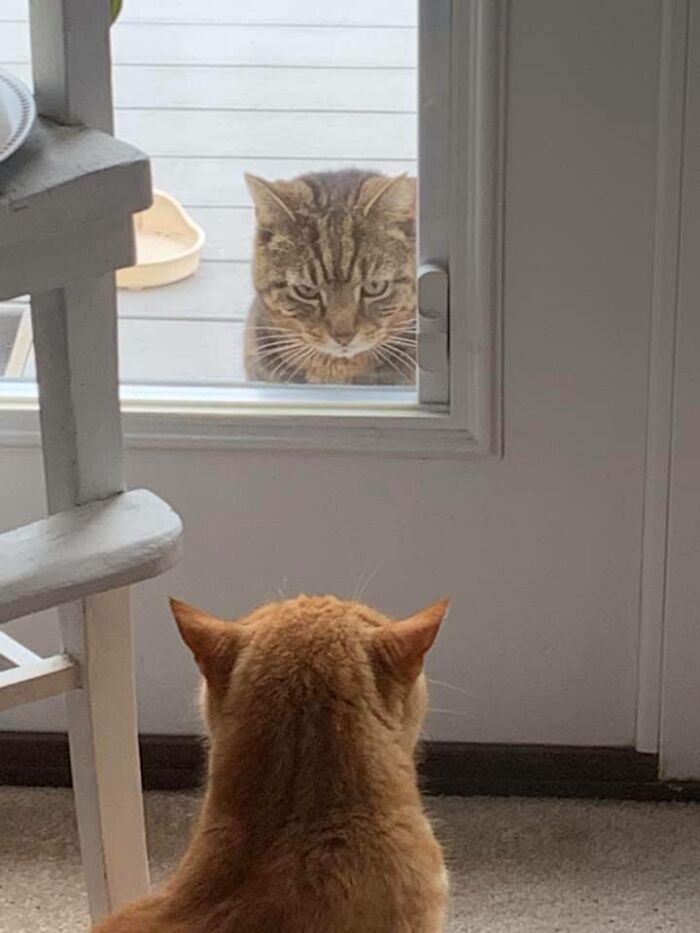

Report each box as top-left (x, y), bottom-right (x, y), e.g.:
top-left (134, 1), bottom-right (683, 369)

top-left (0, 1), bottom-right (418, 394)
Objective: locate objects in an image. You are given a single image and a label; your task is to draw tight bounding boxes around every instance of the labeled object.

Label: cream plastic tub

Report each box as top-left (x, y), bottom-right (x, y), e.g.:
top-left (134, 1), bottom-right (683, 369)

top-left (117, 190), bottom-right (205, 289)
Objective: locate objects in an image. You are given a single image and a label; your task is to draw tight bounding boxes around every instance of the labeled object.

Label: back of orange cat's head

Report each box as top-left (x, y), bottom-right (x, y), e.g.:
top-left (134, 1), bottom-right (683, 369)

top-left (169, 594), bottom-right (448, 740)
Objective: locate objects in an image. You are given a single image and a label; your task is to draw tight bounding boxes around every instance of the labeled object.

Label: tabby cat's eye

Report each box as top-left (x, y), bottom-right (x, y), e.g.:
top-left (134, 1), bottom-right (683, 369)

top-left (291, 283), bottom-right (320, 301)
top-left (362, 279), bottom-right (391, 298)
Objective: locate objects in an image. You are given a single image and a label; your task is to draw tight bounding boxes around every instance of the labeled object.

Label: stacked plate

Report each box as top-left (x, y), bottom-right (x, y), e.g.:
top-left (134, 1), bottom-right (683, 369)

top-left (0, 67), bottom-right (36, 165)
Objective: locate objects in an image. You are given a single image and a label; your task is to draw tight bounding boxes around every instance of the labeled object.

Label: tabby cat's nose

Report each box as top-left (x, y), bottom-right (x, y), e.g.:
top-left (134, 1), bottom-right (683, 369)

top-left (334, 334), bottom-right (354, 346)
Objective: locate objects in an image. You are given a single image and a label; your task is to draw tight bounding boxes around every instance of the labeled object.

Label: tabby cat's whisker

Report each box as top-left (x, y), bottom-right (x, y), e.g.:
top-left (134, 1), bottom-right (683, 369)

top-left (376, 347), bottom-right (410, 376)
top-left (254, 340), bottom-right (305, 356)
top-left (372, 347), bottom-right (406, 380)
top-left (384, 336), bottom-right (417, 352)
top-left (285, 346), bottom-right (317, 381)
top-left (389, 322), bottom-right (417, 332)
top-left (387, 336), bottom-right (418, 347)
top-left (251, 325), bottom-right (296, 333)
top-left (387, 342), bottom-right (417, 353)
top-left (384, 342), bottom-right (416, 365)
top-left (269, 343), bottom-right (307, 367)
top-left (380, 344), bottom-right (415, 372)
top-left (255, 335), bottom-right (306, 348)
top-left (270, 344), bottom-right (315, 381)
top-left (254, 344), bottom-right (305, 362)
top-left (254, 337), bottom-right (304, 350)
top-left (290, 352), bottom-right (318, 382)
top-left (268, 348), bottom-right (302, 381)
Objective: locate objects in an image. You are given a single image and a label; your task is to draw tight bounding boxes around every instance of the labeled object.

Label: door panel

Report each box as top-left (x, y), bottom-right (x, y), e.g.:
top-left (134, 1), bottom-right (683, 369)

top-left (0, 0), bottom-right (667, 749)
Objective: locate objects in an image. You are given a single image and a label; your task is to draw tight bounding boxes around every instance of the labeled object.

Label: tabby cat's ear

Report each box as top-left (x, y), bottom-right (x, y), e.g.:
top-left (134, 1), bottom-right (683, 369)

top-left (170, 598), bottom-right (241, 694)
top-left (245, 173), bottom-right (298, 227)
top-left (359, 173), bottom-right (416, 220)
top-left (374, 599), bottom-right (449, 680)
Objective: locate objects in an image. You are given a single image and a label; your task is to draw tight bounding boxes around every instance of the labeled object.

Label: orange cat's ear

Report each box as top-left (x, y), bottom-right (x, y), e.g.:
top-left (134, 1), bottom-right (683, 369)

top-left (245, 173), bottom-right (300, 227)
top-left (360, 173), bottom-right (416, 220)
top-left (374, 599), bottom-right (449, 680)
top-left (170, 598), bottom-right (240, 693)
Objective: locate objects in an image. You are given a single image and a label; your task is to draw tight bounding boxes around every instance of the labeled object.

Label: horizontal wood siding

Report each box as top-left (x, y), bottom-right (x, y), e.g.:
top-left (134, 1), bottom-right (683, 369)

top-left (1, 0), bottom-right (417, 27)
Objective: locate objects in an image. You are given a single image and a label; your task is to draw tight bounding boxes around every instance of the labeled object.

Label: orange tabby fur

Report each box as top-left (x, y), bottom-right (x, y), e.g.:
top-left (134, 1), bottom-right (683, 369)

top-left (94, 594), bottom-right (449, 933)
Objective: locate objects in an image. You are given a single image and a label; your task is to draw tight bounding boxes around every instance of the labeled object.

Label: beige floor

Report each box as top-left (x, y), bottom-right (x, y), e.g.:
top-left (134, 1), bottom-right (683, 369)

top-left (1, 788), bottom-right (700, 932)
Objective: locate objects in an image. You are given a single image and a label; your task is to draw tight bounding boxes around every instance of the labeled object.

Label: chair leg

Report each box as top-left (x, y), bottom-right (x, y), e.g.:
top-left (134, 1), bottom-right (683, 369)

top-left (30, 280), bottom-right (149, 921)
top-left (61, 588), bottom-right (150, 922)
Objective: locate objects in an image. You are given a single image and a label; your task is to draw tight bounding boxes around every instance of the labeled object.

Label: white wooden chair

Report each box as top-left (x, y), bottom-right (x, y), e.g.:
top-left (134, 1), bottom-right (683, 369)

top-left (0, 0), bottom-right (182, 923)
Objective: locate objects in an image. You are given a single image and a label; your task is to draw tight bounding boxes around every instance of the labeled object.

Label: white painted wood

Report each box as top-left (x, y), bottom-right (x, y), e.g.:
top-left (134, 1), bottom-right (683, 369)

top-left (4, 307), bottom-right (32, 376)
top-left (118, 262), bottom-right (251, 319)
top-left (635, 0), bottom-right (689, 755)
top-left (417, 264), bottom-right (449, 406)
top-left (0, 305), bottom-right (24, 375)
top-left (1, 0), bottom-right (669, 756)
top-left (0, 120), bottom-right (151, 248)
top-left (99, 0), bottom-right (417, 27)
top-left (418, 0), bottom-right (449, 278)
top-left (0, 0), bottom-right (27, 18)
top-left (0, 119), bottom-right (151, 302)
top-left (0, 489), bottom-right (182, 625)
top-left (110, 66), bottom-right (414, 113)
top-left (1, 217), bottom-right (135, 304)
top-left (116, 320), bottom-right (246, 385)
top-left (0, 630), bottom-right (40, 665)
top-left (61, 589), bottom-right (151, 918)
top-left (31, 279), bottom-right (125, 508)
top-left (185, 207), bottom-right (253, 262)
top-left (0, 653), bottom-right (78, 712)
top-left (28, 0), bottom-right (113, 133)
top-left (8, 63), bottom-right (416, 113)
top-left (30, 319), bottom-right (248, 386)
top-left (448, 0), bottom-right (506, 452)
top-left (30, 277), bottom-right (153, 917)
top-left (115, 110), bottom-right (416, 160)
top-left (658, 0), bottom-right (700, 780)
top-left (3, 0), bottom-right (417, 27)
top-left (4, 22), bottom-right (417, 68)
top-left (25, 320), bottom-right (246, 385)
top-left (148, 157), bottom-right (416, 208)
top-left (417, 0), bottom-right (450, 408)
top-left (23, 0), bottom-right (157, 916)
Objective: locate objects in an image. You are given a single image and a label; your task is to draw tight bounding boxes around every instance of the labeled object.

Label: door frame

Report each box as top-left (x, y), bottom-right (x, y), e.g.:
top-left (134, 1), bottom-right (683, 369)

top-left (655, 0), bottom-right (700, 781)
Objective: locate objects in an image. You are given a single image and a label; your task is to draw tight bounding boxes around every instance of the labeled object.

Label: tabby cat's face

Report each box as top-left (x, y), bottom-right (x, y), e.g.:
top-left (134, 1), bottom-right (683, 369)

top-left (247, 170), bottom-right (416, 364)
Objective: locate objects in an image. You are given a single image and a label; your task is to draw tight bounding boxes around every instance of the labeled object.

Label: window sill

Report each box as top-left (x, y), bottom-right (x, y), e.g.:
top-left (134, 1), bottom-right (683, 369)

top-left (0, 380), bottom-right (492, 458)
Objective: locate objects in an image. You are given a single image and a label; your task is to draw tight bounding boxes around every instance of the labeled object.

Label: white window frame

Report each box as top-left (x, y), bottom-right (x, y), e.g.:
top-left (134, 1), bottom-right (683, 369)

top-left (0, 0), bottom-right (506, 458)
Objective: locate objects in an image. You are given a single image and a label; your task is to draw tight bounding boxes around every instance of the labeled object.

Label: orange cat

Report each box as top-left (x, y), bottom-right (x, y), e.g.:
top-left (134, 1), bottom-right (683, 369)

top-left (94, 594), bottom-right (449, 933)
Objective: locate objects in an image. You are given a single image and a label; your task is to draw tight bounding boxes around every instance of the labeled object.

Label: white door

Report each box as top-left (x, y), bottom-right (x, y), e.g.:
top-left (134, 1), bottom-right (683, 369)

top-left (1, 0), bottom-right (697, 779)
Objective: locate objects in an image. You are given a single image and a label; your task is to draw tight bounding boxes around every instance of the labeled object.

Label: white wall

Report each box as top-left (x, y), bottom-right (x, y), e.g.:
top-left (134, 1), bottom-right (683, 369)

top-left (0, 0), bottom-right (664, 747)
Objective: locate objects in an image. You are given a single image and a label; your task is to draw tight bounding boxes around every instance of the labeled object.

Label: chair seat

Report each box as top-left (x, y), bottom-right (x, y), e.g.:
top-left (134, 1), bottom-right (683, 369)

top-left (0, 118), bottom-right (151, 301)
top-left (0, 489), bottom-right (183, 625)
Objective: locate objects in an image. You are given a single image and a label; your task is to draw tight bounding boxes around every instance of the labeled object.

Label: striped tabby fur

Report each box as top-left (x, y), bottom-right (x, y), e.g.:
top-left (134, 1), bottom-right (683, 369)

top-left (244, 169), bottom-right (416, 385)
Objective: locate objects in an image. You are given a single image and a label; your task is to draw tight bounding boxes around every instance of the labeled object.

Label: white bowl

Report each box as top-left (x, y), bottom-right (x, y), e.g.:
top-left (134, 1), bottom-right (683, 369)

top-left (117, 190), bottom-right (205, 290)
top-left (0, 68), bottom-right (36, 164)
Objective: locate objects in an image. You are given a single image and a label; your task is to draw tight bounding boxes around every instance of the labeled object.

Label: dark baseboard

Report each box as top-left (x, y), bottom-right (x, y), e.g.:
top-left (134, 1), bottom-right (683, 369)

top-left (1, 732), bottom-right (699, 801)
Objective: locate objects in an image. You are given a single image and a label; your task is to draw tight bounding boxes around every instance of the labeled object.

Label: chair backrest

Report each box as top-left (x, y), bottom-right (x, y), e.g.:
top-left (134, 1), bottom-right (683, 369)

top-left (29, 0), bottom-right (114, 132)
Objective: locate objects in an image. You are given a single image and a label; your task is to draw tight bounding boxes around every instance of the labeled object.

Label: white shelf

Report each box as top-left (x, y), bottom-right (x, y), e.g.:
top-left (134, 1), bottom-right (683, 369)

top-left (0, 117), bottom-right (151, 301)
top-left (0, 488), bottom-right (183, 625)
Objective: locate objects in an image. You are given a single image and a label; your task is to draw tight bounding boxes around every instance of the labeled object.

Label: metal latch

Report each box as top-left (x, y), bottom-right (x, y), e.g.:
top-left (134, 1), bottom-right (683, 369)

top-left (417, 262), bottom-right (449, 405)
